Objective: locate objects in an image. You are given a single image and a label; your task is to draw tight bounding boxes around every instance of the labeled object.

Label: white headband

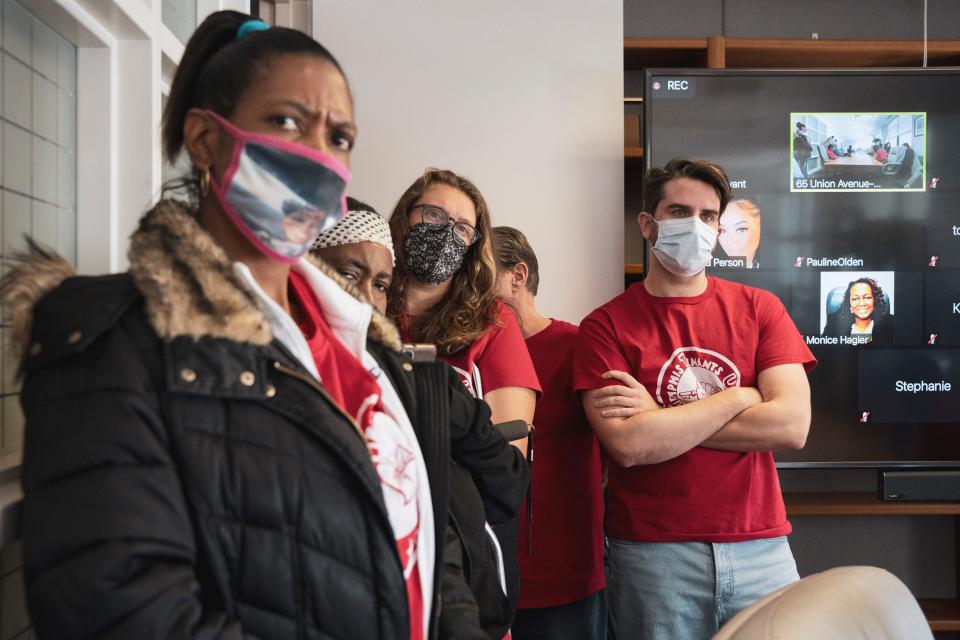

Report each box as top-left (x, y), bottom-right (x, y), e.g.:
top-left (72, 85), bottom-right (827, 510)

top-left (312, 207), bottom-right (395, 265)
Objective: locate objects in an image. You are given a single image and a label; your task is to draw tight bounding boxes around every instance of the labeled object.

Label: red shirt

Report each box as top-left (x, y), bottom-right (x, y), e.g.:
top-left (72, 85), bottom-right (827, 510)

top-left (410, 300), bottom-right (541, 399)
top-left (518, 320), bottom-right (604, 609)
top-left (290, 272), bottom-right (424, 640)
top-left (572, 277), bottom-right (816, 543)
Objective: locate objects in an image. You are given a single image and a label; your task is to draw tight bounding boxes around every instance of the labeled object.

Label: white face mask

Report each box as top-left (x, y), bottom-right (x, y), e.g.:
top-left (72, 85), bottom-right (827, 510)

top-left (647, 215), bottom-right (718, 278)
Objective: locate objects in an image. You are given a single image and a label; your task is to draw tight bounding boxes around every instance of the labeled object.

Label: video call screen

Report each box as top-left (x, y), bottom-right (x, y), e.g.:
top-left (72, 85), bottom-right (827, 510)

top-left (646, 70), bottom-right (960, 467)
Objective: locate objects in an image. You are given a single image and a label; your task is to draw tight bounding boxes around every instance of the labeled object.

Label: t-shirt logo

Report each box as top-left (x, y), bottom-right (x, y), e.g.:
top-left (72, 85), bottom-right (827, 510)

top-left (450, 364), bottom-right (484, 398)
top-left (451, 365), bottom-right (476, 396)
top-left (655, 347), bottom-right (741, 407)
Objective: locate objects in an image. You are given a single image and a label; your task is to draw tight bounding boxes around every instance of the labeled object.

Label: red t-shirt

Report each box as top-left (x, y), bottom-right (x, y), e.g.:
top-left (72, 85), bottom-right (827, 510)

top-left (290, 272), bottom-right (424, 640)
top-left (518, 320), bottom-right (604, 609)
top-left (572, 277), bottom-right (816, 543)
top-left (407, 300), bottom-right (541, 399)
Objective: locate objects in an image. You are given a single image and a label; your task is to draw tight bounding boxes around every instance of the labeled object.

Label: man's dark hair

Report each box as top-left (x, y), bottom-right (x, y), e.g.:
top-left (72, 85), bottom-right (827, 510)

top-left (642, 158), bottom-right (732, 218)
top-left (492, 226), bottom-right (540, 295)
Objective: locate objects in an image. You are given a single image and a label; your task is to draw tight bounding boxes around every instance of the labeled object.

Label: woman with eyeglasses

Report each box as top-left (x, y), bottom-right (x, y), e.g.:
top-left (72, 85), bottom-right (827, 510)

top-left (388, 169), bottom-right (541, 637)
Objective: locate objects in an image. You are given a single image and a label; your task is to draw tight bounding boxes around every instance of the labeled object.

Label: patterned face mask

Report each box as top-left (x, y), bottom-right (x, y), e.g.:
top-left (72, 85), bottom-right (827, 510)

top-left (206, 111), bottom-right (350, 263)
top-left (403, 223), bottom-right (468, 285)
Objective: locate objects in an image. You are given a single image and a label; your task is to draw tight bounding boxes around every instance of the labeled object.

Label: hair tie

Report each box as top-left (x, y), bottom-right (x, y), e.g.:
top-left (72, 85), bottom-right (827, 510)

top-left (236, 19), bottom-right (269, 39)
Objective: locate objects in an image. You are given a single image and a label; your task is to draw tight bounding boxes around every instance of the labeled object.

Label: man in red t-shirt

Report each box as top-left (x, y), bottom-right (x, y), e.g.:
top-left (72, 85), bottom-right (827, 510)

top-left (492, 227), bottom-right (606, 640)
top-left (572, 159), bottom-right (816, 640)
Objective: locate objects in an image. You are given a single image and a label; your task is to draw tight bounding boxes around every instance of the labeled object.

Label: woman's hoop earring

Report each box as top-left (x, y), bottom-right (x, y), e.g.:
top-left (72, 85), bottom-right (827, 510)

top-left (200, 166), bottom-right (211, 198)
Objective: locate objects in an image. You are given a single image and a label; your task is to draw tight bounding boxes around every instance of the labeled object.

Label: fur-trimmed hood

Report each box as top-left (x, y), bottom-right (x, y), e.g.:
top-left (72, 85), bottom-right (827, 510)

top-left (1, 200), bottom-right (402, 356)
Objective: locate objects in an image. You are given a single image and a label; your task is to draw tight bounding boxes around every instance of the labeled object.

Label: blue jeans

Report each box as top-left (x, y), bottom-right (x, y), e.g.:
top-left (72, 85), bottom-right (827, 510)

top-left (512, 590), bottom-right (607, 640)
top-left (607, 536), bottom-right (799, 640)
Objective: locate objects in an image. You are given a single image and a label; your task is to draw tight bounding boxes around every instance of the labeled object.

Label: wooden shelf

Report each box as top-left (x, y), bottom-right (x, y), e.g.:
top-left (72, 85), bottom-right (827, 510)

top-left (624, 147), bottom-right (644, 160)
top-left (624, 263), bottom-right (644, 275)
top-left (784, 492), bottom-right (960, 516)
top-left (624, 36), bottom-right (960, 70)
top-left (725, 37), bottom-right (960, 68)
top-left (624, 37), bottom-right (708, 69)
top-left (919, 599), bottom-right (960, 631)
top-left (785, 494), bottom-right (960, 631)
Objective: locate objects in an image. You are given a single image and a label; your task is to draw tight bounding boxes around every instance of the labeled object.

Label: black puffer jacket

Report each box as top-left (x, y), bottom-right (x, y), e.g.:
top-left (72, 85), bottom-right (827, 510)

top-left (5, 202), bottom-right (527, 640)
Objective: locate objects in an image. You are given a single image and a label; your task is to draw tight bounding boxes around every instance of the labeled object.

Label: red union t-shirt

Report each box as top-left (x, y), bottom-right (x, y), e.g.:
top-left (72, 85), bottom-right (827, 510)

top-left (518, 319), bottom-right (604, 609)
top-left (406, 300), bottom-right (541, 400)
top-left (572, 276), bottom-right (816, 543)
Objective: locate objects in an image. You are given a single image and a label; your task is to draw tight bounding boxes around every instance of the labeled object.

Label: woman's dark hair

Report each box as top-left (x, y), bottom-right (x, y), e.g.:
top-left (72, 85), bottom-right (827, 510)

top-left (346, 196), bottom-right (378, 215)
top-left (162, 11), bottom-right (347, 164)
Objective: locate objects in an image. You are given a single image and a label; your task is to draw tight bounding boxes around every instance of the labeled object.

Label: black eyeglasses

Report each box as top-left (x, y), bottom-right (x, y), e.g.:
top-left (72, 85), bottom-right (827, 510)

top-left (411, 204), bottom-right (482, 247)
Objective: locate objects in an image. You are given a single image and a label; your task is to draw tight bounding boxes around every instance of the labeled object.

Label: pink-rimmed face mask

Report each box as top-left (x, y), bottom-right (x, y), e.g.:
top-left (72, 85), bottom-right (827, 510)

top-left (206, 110), bottom-right (351, 263)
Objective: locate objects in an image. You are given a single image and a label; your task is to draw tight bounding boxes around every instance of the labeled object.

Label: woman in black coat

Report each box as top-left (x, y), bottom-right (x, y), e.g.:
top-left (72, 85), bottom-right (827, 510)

top-left (1, 11), bottom-right (526, 640)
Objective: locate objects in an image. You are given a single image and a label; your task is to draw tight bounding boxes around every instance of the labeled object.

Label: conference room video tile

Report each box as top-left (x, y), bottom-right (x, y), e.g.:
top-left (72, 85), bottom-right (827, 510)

top-left (791, 113), bottom-right (926, 192)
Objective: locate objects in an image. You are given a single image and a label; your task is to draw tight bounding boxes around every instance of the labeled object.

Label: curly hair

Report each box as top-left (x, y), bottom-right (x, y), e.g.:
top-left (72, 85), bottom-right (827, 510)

top-left (387, 168), bottom-right (500, 355)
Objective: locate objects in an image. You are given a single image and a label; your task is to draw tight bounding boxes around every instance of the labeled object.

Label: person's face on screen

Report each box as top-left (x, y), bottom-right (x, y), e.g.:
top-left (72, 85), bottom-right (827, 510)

top-left (849, 282), bottom-right (875, 321)
top-left (718, 201), bottom-right (760, 261)
top-left (283, 212), bottom-right (325, 246)
top-left (639, 177), bottom-right (721, 246)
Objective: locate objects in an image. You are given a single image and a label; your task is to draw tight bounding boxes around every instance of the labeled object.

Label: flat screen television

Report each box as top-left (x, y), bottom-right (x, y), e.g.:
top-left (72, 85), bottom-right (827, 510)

top-left (643, 68), bottom-right (960, 467)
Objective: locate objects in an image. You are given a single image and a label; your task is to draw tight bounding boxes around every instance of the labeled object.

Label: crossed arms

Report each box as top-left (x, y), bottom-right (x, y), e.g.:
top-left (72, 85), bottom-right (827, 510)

top-left (581, 363), bottom-right (811, 468)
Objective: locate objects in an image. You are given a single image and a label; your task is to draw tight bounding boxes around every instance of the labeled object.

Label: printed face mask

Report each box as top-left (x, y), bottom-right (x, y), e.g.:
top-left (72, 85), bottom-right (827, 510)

top-left (648, 214), bottom-right (717, 278)
top-left (403, 223), bottom-right (468, 285)
top-left (207, 111), bottom-right (350, 263)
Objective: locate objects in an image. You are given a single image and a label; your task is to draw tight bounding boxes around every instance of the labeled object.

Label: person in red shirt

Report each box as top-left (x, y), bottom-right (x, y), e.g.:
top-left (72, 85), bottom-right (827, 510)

top-left (388, 169), bottom-right (541, 435)
top-left (388, 168), bottom-right (541, 634)
top-left (492, 227), bottom-right (606, 640)
top-left (573, 158), bottom-right (816, 640)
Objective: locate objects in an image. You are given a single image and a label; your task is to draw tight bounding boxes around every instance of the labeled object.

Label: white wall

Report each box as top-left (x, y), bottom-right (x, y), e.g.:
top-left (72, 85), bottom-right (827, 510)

top-left (313, 2), bottom-right (624, 323)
